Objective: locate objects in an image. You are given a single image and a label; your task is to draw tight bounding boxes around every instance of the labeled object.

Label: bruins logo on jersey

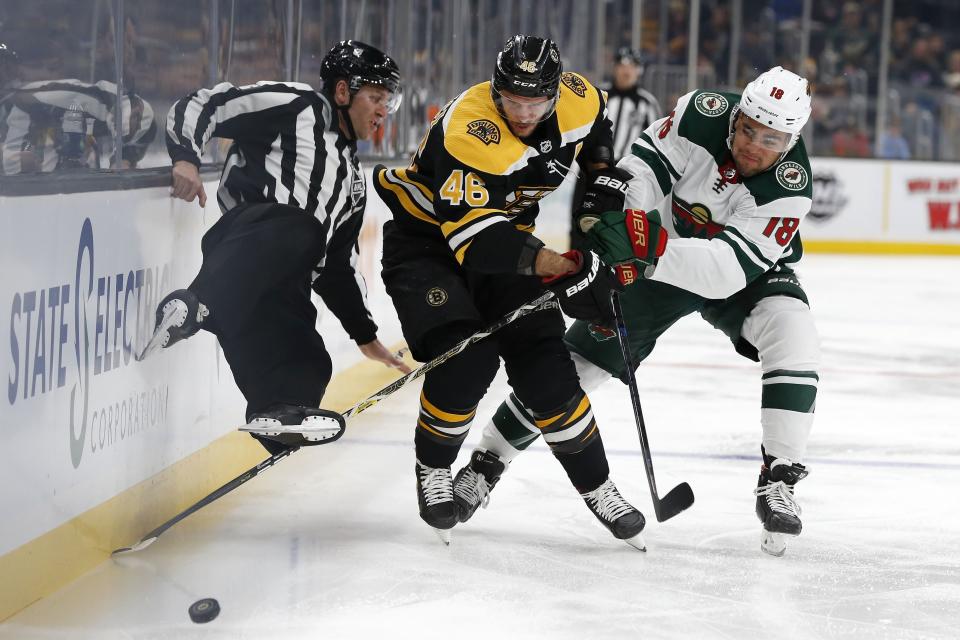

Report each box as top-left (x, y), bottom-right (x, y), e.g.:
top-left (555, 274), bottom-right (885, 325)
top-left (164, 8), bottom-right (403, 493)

top-left (561, 72), bottom-right (587, 98)
top-left (466, 119), bottom-right (501, 145)
top-left (504, 186), bottom-right (556, 215)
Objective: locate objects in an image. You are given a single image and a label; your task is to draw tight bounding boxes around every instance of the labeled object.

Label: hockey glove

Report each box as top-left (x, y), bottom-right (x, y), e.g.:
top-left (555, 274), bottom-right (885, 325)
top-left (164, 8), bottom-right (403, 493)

top-left (542, 250), bottom-right (623, 325)
top-left (584, 208), bottom-right (668, 271)
top-left (577, 167), bottom-right (632, 221)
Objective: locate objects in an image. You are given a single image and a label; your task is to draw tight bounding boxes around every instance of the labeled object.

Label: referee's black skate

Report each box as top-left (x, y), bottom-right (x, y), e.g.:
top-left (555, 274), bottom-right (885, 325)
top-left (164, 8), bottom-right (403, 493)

top-left (580, 478), bottom-right (646, 551)
top-left (137, 289), bottom-right (208, 361)
top-left (754, 454), bottom-right (809, 557)
top-left (453, 449), bottom-right (506, 523)
top-left (416, 461), bottom-right (457, 544)
top-left (240, 404), bottom-right (346, 451)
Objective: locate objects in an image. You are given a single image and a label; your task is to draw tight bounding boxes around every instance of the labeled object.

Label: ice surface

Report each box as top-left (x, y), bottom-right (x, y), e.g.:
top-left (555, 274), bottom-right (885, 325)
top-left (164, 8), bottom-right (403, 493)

top-left (3, 255), bottom-right (959, 639)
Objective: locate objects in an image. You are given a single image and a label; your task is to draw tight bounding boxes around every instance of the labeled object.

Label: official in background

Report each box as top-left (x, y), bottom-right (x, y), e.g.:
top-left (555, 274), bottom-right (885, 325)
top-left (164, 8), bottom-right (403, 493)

top-left (141, 41), bottom-right (409, 453)
top-left (569, 47), bottom-right (661, 251)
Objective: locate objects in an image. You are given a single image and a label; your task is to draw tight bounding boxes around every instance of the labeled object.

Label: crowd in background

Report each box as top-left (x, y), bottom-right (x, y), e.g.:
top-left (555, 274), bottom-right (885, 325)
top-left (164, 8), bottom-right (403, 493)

top-left (2, 0), bottom-right (960, 176)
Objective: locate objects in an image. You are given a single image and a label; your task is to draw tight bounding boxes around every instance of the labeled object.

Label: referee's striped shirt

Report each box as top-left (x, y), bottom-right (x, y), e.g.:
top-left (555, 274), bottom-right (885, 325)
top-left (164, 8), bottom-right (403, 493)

top-left (166, 80), bottom-right (377, 344)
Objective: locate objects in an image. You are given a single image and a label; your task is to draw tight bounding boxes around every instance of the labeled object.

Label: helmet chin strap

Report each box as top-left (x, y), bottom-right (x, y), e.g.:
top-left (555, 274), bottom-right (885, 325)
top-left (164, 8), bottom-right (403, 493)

top-left (327, 81), bottom-right (358, 141)
top-left (337, 99), bottom-right (358, 141)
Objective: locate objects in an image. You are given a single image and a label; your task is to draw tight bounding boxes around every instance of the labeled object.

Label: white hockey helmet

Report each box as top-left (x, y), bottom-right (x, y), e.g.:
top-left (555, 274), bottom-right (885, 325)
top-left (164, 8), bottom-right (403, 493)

top-left (729, 66), bottom-right (812, 155)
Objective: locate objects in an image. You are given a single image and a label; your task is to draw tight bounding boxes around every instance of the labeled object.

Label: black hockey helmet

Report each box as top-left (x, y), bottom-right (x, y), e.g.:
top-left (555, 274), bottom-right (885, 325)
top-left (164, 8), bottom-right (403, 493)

top-left (491, 35), bottom-right (562, 126)
top-left (320, 40), bottom-right (402, 113)
top-left (614, 46), bottom-right (644, 67)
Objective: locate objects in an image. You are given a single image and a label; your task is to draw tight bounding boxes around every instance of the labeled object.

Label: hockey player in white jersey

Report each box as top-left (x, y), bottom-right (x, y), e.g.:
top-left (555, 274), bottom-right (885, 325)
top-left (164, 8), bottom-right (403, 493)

top-left (455, 67), bottom-right (820, 557)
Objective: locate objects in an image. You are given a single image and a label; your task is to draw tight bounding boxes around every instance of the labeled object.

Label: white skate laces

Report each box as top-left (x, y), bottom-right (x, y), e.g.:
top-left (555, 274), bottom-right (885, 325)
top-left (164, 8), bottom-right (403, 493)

top-left (454, 467), bottom-right (492, 510)
top-left (417, 463), bottom-right (454, 506)
top-left (580, 479), bottom-right (634, 522)
top-left (754, 479), bottom-right (801, 518)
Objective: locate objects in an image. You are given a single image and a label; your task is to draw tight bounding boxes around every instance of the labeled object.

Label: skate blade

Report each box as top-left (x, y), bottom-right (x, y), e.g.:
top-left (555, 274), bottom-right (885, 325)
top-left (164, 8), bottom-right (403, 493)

top-left (760, 530), bottom-right (796, 557)
top-left (623, 533), bottom-right (647, 552)
top-left (239, 416), bottom-right (343, 441)
top-left (433, 527), bottom-right (451, 546)
top-left (135, 330), bottom-right (168, 362)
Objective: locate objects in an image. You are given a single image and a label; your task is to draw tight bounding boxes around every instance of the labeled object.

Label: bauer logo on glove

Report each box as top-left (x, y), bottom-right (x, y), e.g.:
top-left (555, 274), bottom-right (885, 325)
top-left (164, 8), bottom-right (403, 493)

top-left (584, 208), bottom-right (669, 270)
top-left (542, 250), bottom-right (622, 325)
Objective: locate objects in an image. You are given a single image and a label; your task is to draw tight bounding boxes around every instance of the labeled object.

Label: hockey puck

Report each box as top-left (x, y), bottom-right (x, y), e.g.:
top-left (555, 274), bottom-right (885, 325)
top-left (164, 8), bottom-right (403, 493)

top-left (188, 598), bottom-right (220, 623)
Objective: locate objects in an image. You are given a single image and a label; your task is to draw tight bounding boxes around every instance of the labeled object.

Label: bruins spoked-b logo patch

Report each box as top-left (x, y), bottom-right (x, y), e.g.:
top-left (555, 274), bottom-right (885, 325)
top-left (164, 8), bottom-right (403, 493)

top-left (426, 287), bottom-right (448, 307)
top-left (467, 119), bottom-right (501, 145)
top-left (561, 72), bottom-right (587, 98)
top-left (776, 161), bottom-right (809, 191)
top-left (694, 92), bottom-right (728, 117)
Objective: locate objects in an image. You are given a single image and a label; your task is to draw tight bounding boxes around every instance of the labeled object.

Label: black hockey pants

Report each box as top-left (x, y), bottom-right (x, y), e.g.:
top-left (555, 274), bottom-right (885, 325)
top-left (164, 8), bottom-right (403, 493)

top-left (188, 202), bottom-right (333, 419)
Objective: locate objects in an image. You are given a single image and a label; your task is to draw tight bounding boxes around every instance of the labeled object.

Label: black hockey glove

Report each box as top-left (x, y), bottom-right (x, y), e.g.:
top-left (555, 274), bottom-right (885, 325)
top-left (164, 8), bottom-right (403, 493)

top-left (577, 166), bottom-right (632, 225)
top-left (542, 250), bottom-right (623, 326)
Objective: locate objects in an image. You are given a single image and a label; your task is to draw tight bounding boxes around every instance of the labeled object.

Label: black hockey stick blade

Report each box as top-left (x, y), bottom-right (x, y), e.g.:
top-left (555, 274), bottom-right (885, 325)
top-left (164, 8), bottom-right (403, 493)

top-left (653, 481), bottom-right (695, 522)
top-left (111, 446), bottom-right (298, 556)
top-left (610, 290), bottom-right (694, 524)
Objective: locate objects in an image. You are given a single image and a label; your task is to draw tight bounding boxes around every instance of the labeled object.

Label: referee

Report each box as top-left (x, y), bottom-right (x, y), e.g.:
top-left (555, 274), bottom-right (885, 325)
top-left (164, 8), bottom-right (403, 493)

top-left (142, 40), bottom-right (409, 453)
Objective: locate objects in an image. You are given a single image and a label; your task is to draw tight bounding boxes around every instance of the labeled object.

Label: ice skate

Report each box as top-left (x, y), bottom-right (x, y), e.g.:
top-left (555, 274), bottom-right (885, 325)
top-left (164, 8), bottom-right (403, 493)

top-left (580, 479), bottom-right (646, 551)
top-left (416, 461), bottom-right (457, 544)
top-left (453, 449), bottom-right (506, 523)
top-left (137, 289), bottom-right (208, 361)
top-left (240, 404), bottom-right (346, 445)
top-left (754, 456), bottom-right (809, 557)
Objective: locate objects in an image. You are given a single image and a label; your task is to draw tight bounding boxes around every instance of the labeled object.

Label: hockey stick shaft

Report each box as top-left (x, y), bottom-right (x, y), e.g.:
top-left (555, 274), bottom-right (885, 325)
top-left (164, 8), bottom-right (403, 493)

top-left (342, 290), bottom-right (558, 419)
top-left (611, 291), bottom-right (694, 522)
top-left (114, 292), bottom-right (558, 554)
top-left (112, 446), bottom-right (298, 555)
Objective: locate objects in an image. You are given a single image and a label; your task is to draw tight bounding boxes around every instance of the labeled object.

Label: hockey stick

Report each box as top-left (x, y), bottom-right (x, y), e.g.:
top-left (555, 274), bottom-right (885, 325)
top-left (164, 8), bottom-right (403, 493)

top-left (340, 290), bottom-right (558, 420)
top-left (113, 291), bottom-right (558, 555)
top-left (611, 291), bottom-right (694, 522)
top-left (112, 446), bottom-right (298, 555)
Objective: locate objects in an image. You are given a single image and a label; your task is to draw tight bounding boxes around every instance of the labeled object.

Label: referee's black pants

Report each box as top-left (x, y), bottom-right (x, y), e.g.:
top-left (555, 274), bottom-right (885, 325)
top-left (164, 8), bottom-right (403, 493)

top-left (188, 202), bottom-right (332, 419)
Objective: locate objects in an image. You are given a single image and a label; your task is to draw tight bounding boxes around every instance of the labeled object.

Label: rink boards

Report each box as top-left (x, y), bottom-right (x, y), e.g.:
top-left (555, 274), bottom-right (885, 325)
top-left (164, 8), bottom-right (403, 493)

top-left (1, 156), bottom-right (958, 620)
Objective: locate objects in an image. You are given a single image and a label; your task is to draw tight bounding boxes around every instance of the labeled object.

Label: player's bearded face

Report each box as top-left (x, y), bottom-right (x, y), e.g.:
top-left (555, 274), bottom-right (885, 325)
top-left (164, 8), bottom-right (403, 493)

top-left (731, 116), bottom-right (791, 176)
top-left (497, 90), bottom-right (555, 136)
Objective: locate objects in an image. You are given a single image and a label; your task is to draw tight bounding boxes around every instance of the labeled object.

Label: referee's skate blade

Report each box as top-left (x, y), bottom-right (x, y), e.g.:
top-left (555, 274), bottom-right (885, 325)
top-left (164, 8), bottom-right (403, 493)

top-left (433, 527), bottom-right (451, 546)
top-left (623, 533), bottom-right (647, 552)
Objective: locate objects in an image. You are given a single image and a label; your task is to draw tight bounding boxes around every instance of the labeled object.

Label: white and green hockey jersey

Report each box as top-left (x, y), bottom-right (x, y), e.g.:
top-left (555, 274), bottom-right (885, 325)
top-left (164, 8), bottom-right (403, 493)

top-left (618, 89), bottom-right (812, 300)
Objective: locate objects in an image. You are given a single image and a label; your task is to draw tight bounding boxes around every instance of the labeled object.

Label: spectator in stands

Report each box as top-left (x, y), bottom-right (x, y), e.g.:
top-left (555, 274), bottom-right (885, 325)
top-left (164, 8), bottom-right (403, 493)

top-left (822, 2), bottom-right (878, 76)
top-left (831, 114), bottom-right (871, 157)
top-left (943, 50), bottom-right (960, 92)
top-left (876, 117), bottom-right (911, 159)
top-left (897, 28), bottom-right (943, 89)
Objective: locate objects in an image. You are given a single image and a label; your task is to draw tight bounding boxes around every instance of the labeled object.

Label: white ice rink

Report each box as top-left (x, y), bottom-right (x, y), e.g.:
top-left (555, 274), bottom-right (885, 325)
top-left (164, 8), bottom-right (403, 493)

top-left (2, 254), bottom-right (959, 640)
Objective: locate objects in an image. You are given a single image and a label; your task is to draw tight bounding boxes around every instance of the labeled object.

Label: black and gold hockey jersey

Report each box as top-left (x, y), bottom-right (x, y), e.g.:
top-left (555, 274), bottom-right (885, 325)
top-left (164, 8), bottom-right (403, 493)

top-left (374, 73), bottom-right (613, 274)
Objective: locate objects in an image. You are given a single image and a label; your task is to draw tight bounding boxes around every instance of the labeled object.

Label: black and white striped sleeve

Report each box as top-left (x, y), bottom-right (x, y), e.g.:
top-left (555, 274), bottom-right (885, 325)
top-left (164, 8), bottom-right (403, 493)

top-left (165, 81), bottom-right (316, 167)
top-left (311, 204), bottom-right (378, 345)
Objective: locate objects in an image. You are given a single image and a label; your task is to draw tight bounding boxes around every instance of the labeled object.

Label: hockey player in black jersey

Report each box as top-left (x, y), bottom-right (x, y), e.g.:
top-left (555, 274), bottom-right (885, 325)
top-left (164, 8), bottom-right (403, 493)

top-left (374, 35), bottom-right (647, 548)
top-left (142, 41), bottom-right (410, 453)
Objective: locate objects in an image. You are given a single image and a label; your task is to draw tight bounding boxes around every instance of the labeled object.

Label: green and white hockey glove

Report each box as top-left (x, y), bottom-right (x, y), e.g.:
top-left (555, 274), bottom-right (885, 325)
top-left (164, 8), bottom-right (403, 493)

top-left (581, 208), bottom-right (668, 278)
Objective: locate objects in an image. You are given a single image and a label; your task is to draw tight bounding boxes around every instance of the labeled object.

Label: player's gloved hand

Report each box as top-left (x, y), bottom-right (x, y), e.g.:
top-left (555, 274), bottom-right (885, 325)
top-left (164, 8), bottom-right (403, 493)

top-left (542, 250), bottom-right (623, 325)
top-left (582, 208), bottom-right (668, 271)
top-left (577, 167), bottom-right (632, 219)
